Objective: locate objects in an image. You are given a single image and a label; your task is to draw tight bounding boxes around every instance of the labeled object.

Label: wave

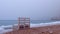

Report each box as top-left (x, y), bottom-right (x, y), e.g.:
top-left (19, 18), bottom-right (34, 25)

top-left (0, 21), bottom-right (60, 34)
top-left (0, 25), bottom-right (13, 34)
top-left (30, 21), bottom-right (60, 28)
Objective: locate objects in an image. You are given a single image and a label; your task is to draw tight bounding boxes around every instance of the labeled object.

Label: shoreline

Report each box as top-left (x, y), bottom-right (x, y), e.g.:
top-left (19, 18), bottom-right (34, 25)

top-left (4, 24), bottom-right (60, 34)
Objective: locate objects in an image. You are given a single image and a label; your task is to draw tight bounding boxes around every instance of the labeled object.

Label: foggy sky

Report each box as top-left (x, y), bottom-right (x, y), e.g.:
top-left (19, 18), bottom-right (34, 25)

top-left (0, 0), bottom-right (60, 20)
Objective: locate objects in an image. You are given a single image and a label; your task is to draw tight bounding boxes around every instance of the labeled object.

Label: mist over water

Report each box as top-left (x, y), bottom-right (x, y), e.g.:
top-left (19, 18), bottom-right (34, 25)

top-left (0, 0), bottom-right (60, 20)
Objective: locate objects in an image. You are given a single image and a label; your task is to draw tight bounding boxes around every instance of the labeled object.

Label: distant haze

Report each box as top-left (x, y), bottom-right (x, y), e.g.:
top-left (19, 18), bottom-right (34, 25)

top-left (0, 0), bottom-right (60, 20)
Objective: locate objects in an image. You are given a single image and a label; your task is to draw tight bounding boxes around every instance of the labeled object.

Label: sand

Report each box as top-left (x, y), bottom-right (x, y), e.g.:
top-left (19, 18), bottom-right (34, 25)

top-left (4, 24), bottom-right (60, 34)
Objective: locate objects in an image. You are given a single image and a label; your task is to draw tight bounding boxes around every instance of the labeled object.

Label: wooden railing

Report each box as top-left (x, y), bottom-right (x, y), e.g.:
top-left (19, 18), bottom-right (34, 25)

top-left (12, 17), bottom-right (30, 30)
top-left (18, 17), bottom-right (30, 30)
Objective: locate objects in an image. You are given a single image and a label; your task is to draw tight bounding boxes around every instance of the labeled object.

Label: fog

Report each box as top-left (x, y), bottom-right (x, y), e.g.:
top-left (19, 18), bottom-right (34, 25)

top-left (0, 0), bottom-right (60, 20)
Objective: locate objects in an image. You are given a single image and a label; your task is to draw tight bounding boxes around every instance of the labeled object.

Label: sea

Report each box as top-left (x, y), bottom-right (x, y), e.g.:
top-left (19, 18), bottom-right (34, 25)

top-left (0, 20), bottom-right (57, 25)
top-left (0, 20), bottom-right (60, 34)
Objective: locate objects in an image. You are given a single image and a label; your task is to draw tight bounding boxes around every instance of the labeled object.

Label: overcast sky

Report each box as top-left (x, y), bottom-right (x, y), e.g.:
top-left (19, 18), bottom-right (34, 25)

top-left (0, 0), bottom-right (60, 20)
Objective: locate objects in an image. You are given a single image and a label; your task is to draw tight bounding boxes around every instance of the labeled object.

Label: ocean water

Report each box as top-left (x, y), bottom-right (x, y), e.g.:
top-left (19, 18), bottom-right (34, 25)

top-left (0, 20), bottom-right (57, 25)
top-left (0, 20), bottom-right (60, 34)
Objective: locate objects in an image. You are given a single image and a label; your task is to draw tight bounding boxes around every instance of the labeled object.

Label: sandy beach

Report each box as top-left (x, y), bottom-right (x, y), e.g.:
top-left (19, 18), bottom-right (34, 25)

top-left (4, 24), bottom-right (60, 34)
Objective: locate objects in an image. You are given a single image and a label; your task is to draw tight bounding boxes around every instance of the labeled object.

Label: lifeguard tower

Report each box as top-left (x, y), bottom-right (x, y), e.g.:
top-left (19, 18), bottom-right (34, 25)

top-left (18, 17), bottom-right (30, 30)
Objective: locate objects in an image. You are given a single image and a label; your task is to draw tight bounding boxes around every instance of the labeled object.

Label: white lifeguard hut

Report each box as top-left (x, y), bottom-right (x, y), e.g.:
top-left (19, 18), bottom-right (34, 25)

top-left (18, 17), bottom-right (30, 30)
